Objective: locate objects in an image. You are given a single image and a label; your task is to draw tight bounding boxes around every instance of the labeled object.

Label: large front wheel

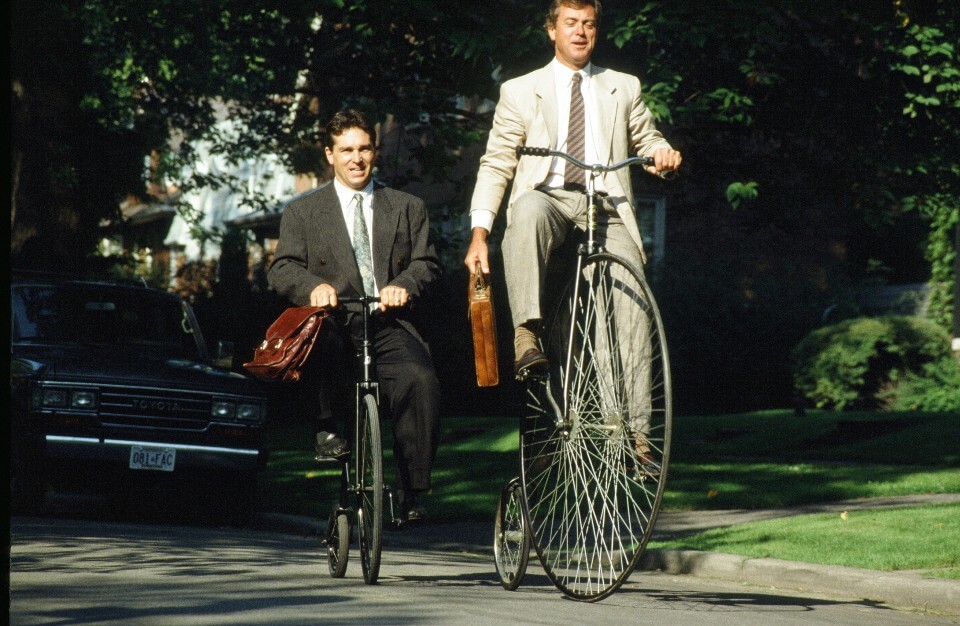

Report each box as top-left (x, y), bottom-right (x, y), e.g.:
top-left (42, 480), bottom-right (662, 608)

top-left (521, 252), bottom-right (672, 601)
top-left (356, 393), bottom-right (383, 584)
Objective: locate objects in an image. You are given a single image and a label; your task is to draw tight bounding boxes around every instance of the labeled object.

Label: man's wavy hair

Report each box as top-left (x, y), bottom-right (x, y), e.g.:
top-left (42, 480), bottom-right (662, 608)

top-left (544, 0), bottom-right (602, 31)
top-left (324, 109), bottom-right (377, 150)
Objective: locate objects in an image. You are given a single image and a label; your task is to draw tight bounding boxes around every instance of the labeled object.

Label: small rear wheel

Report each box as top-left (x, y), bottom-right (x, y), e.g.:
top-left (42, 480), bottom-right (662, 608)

top-left (494, 477), bottom-right (530, 590)
top-left (326, 510), bottom-right (350, 578)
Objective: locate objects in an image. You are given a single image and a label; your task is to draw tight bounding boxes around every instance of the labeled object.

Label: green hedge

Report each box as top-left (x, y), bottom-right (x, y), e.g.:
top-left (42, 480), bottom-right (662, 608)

top-left (883, 355), bottom-right (960, 412)
top-left (791, 315), bottom-right (958, 411)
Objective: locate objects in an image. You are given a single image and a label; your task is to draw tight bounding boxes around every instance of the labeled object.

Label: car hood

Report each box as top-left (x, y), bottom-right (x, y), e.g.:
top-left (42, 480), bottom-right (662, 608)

top-left (11, 343), bottom-right (261, 395)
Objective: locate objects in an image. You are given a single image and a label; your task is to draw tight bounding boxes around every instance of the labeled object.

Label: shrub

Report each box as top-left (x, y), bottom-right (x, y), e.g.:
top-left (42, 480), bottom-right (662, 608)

top-left (791, 315), bottom-right (954, 411)
top-left (882, 355), bottom-right (960, 412)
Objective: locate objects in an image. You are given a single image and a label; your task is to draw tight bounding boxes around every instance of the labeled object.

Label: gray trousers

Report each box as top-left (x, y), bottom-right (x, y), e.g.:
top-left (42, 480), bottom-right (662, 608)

top-left (502, 188), bottom-right (653, 433)
top-left (502, 187), bottom-right (645, 328)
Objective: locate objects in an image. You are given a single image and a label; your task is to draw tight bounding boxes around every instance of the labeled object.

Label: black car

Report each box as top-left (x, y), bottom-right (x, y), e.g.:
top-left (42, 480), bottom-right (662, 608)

top-left (10, 271), bottom-right (268, 522)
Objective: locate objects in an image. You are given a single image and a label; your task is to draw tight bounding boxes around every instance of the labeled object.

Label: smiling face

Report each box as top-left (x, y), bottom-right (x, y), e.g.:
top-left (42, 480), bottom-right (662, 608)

top-left (547, 3), bottom-right (598, 70)
top-left (325, 127), bottom-right (376, 191)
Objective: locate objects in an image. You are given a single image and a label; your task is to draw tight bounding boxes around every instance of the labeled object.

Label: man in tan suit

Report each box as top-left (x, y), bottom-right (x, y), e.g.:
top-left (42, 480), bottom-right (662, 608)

top-left (464, 0), bottom-right (682, 377)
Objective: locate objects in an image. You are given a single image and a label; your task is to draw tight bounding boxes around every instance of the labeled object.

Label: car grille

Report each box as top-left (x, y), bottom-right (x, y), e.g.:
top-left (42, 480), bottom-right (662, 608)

top-left (99, 386), bottom-right (211, 431)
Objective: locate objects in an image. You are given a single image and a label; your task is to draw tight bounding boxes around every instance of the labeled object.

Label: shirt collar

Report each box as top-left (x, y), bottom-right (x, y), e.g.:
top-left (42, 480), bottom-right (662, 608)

top-left (332, 178), bottom-right (373, 208)
top-left (552, 58), bottom-right (591, 86)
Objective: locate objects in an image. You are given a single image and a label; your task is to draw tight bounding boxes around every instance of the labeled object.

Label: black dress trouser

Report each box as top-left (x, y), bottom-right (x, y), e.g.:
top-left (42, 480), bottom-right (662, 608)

top-left (302, 314), bottom-right (441, 493)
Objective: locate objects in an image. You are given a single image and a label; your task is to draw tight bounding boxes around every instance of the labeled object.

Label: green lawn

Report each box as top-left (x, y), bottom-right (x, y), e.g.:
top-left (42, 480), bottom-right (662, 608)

top-left (257, 409), bottom-right (960, 574)
top-left (650, 502), bottom-right (960, 578)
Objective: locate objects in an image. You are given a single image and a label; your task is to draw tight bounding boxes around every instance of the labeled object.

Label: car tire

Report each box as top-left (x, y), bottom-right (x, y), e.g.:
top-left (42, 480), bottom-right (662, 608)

top-left (223, 474), bottom-right (258, 528)
top-left (11, 467), bottom-right (46, 515)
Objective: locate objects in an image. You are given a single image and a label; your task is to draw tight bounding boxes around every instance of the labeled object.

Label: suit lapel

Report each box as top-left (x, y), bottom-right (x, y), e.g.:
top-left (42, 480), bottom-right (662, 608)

top-left (371, 185), bottom-right (399, 291)
top-left (533, 64), bottom-right (559, 149)
top-left (316, 184), bottom-right (365, 294)
top-left (591, 65), bottom-right (617, 163)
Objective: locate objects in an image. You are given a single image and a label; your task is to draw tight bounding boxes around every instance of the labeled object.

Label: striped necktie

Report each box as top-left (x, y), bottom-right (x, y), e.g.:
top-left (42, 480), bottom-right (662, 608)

top-left (565, 72), bottom-right (586, 188)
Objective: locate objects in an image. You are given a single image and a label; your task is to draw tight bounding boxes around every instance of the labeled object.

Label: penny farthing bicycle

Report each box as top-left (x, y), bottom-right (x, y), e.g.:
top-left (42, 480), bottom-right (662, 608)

top-left (493, 147), bottom-right (673, 601)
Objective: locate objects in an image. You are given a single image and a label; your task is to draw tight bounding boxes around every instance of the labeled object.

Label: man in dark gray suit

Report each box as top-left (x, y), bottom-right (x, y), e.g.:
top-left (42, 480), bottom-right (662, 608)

top-left (269, 109), bottom-right (441, 521)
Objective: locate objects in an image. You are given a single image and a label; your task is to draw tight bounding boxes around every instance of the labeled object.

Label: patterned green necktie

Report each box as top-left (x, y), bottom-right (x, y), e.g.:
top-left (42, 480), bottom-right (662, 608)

top-left (351, 192), bottom-right (375, 296)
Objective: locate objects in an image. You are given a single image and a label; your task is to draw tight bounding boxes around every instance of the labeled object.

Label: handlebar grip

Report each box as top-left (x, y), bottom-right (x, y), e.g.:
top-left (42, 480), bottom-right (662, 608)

top-left (516, 146), bottom-right (551, 157)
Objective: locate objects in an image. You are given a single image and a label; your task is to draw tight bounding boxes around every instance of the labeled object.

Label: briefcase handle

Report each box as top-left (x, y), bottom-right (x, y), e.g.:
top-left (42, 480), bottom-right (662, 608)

top-left (472, 269), bottom-right (490, 300)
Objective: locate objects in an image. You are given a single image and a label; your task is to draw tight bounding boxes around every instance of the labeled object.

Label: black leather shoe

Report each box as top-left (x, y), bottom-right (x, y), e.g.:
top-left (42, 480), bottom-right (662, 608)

top-left (314, 431), bottom-right (349, 461)
top-left (399, 490), bottom-right (427, 523)
top-left (514, 348), bottom-right (548, 378)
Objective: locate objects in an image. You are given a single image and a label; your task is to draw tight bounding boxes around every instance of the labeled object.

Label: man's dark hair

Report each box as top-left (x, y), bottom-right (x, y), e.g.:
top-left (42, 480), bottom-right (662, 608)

top-left (324, 109), bottom-right (377, 150)
top-left (544, 0), bottom-right (602, 30)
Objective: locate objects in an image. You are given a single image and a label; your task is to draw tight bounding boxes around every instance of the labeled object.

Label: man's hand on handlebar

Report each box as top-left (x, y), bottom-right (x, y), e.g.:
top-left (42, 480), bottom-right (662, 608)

top-left (378, 285), bottom-right (409, 313)
top-left (311, 283), bottom-right (407, 313)
top-left (647, 147), bottom-right (682, 179)
top-left (310, 283), bottom-right (339, 310)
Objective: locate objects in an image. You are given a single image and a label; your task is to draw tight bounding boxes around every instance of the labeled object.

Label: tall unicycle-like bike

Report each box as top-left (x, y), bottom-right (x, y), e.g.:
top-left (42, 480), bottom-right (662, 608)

top-left (324, 295), bottom-right (384, 585)
top-left (512, 146), bottom-right (673, 601)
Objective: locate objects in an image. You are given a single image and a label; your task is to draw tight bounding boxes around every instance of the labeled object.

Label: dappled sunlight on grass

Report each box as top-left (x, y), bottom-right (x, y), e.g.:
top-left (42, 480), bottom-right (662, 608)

top-left (663, 461), bottom-right (960, 510)
top-left (259, 411), bottom-right (960, 519)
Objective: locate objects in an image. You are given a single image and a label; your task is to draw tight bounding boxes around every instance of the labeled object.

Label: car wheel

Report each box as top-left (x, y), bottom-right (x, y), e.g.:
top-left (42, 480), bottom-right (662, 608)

top-left (223, 474), bottom-right (258, 528)
top-left (11, 465), bottom-right (46, 515)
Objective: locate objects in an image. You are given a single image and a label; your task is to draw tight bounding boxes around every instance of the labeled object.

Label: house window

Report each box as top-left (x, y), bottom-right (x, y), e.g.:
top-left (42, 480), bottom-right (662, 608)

top-left (635, 193), bottom-right (666, 270)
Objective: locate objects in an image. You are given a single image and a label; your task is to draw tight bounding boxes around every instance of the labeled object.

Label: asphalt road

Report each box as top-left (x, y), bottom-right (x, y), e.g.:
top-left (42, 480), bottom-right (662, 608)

top-left (10, 512), bottom-right (957, 625)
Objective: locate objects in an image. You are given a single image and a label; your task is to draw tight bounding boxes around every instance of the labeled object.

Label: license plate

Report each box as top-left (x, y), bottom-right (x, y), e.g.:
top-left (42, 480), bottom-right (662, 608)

top-left (129, 446), bottom-right (176, 472)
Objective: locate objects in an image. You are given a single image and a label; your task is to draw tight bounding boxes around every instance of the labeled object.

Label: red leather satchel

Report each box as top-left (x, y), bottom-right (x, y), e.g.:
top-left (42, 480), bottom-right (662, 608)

top-left (243, 307), bottom-right (326, 383)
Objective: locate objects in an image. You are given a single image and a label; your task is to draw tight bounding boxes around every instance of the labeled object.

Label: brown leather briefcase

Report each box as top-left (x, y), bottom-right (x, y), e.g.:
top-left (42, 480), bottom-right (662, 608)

top-left (243, 306), bottom-right (327, 383)
top-left (468, 270), bottom-right (499, 387)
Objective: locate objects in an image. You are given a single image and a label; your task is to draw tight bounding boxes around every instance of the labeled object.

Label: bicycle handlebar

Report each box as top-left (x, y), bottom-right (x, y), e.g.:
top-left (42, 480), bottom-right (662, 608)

top-left (338, 295), bottom-right (381, 305)
top-left (516, 146), bottom-right (654, 172)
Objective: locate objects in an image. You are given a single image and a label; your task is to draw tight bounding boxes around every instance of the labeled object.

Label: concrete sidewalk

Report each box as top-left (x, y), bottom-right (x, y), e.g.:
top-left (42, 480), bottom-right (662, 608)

top-left (255, 493), bottom-right (960, 616)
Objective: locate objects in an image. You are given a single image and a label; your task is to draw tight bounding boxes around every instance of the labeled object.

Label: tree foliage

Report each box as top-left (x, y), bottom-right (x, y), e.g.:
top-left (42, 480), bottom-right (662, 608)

top-left (10, 0), bottom-right (959, 412)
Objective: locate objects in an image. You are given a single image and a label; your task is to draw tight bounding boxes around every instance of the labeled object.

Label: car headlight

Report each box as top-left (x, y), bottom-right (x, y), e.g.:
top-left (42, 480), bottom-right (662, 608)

top-left (236, 403), bottom-right (263, 422)
top-left (211, 400), bottom-right (236, 419)
top-left (31, 386), bottom-right (99, 410)
top-left (71, 390), bottom-right (98, 409)
top-left (40, 388), bottom-right (69, 408)
top-left (212, 398), bottom-right (264, 422)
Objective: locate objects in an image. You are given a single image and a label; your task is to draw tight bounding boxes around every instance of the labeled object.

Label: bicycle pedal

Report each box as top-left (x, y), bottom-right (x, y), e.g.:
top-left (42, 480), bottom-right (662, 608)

top-left (515, 369), bottom-right (547, 382)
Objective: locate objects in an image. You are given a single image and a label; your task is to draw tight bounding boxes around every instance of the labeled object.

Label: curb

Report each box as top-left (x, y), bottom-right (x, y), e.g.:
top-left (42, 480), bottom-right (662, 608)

top-left (639, 549), bottom-right (960, 616)
top-left (255, 512), bottom-right (960, 616)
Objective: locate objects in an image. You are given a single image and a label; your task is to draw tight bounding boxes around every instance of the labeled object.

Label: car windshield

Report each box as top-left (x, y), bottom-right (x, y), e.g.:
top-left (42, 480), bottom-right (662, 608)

top-left (11, 283), bottom-right (204, 360)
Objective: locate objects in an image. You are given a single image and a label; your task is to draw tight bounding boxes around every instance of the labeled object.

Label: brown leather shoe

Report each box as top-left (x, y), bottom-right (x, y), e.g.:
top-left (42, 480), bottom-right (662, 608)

top-left (635, 451), bottom-right (662, 477)
top-left (633, 435), bottom-right (661, 478)
top-left (514, 348), bottom-right (548, 378)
